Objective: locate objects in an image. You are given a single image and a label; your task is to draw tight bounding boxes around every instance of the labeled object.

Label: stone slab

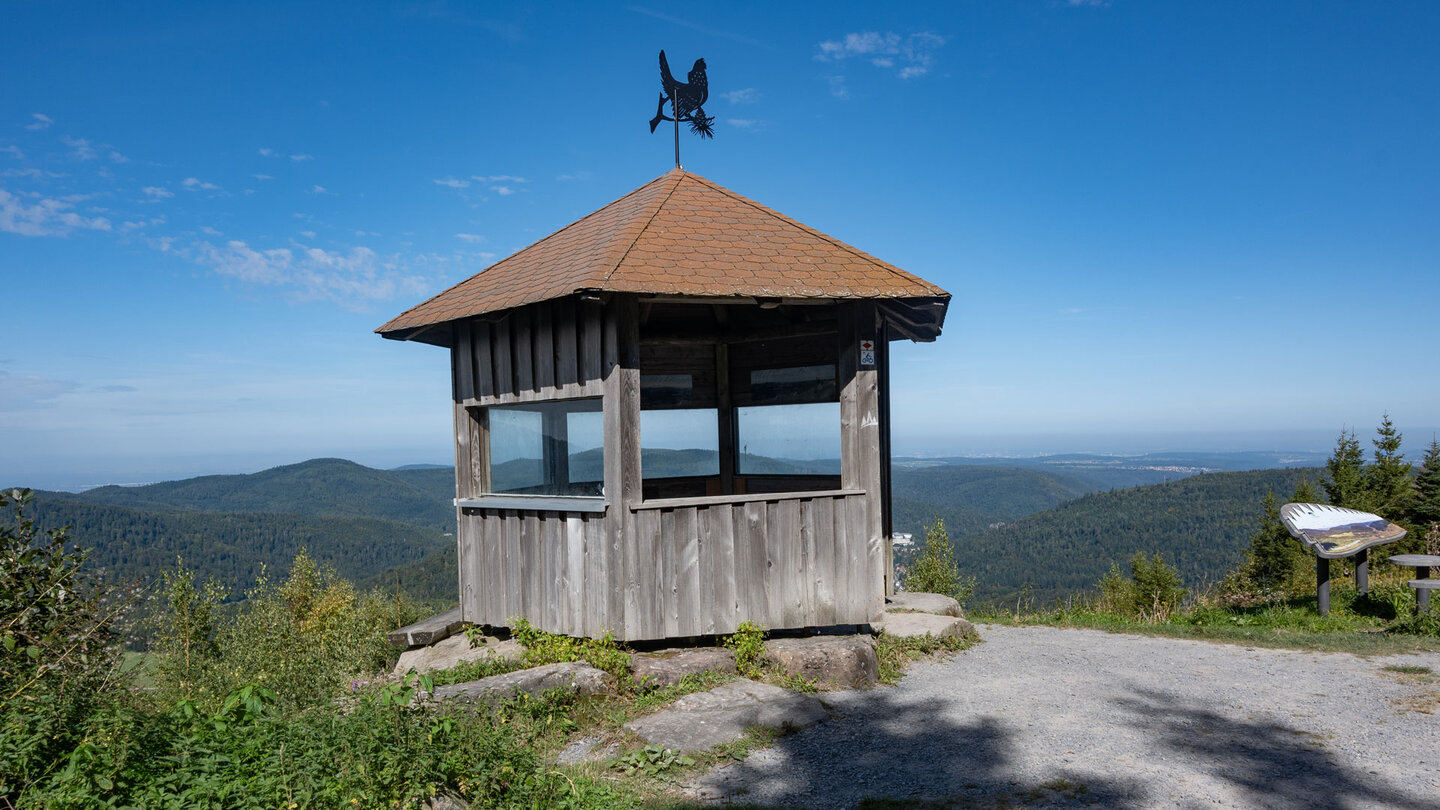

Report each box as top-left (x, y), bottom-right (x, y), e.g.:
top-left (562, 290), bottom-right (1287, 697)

top-left (388, 607), bottom-right (465, 648)
top-left (765, 635), bottom-right (878, 689)
top-left (429, 661), bottom-right (610, 705)
top-left (886, 592), bottom-right (962, 617)
top-left (872, 612), bottom-right (977, 641)
top-left (393, 633), bottom-right (524, 677)
top-left (632, 647), bottom-right (737, 688)
top-left (624, 679), bottom-right (828, 753)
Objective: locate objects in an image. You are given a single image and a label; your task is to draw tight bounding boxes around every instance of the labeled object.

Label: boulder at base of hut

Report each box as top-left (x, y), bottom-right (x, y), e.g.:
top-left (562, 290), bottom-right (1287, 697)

top-left (873, 611), bottom-right (976, 640)
top-left (624, 679), bottom-right (827, 753)
top-left (886, 591), bottom-right (962, 617)
top-left (428, 661), bottom-right (610, 705)
top-left (765, 635), bottom-right (878, 689)
top-left (632, 647), bottom-right (737, 688)
top-left (392, 633), bottom-right (523, 677)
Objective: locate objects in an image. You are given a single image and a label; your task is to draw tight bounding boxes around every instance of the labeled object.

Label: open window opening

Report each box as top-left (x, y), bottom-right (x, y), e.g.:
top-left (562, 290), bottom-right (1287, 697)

top-left (638, 302), bottom-right (843, 500)
top-left (486, 398), bottom-right (604, 496)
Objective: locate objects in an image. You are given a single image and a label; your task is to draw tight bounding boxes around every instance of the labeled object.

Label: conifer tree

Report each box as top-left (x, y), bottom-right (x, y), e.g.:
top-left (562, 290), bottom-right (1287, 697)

top-left (1322, 428), bottom-right (1365, 508)
top-left (1365, 412), bottom-right (1411, 516)
top-left (1411, 438), bottom-right (1440, 553)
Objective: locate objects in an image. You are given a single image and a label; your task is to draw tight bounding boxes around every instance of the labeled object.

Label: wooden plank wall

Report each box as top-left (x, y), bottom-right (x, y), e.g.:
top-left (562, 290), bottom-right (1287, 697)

top-left (451, 296), bottom-right (606, 406)
top-left (458, 491), bottom-right (879, 639)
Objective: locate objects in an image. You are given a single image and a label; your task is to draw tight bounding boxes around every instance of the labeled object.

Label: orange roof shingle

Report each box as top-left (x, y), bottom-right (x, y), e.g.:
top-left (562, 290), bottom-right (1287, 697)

top-left (377, 169), bottom-right (948, 336)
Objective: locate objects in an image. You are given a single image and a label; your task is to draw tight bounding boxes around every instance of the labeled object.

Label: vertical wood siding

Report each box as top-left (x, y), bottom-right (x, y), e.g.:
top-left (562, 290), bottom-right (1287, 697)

top-left (457, 491), bottom-right (880, 640)
top-left (451, 296), bottom-right (606, 406)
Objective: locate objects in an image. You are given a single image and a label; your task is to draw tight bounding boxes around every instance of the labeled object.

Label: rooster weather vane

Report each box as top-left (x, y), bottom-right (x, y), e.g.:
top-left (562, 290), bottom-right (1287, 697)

top-left (648, 50), bottom-right (713, 168)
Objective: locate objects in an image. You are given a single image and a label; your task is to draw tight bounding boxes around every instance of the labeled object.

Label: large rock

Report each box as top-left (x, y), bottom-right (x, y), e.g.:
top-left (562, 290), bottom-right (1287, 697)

top-left (886, 591), bottom-right (962, 617)
top-left (765, 635), bottom-right (878, 689)
top-left (624, 679), bottom-right (827, 753)
top-left (387, 607), bottom-right (465, 648)
top-left (392, 633), bottom-right (523, 677)
top-left (873, 611), bottom-right (977, 640)
top-left (429, 662), bottom-right (611, 704)
top-left (632, 647), bottom-right (736, 688)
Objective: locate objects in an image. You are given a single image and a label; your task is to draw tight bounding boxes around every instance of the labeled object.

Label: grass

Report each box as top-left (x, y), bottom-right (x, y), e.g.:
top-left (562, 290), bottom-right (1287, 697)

top-left (975, 580), bottom-right (1440, 656)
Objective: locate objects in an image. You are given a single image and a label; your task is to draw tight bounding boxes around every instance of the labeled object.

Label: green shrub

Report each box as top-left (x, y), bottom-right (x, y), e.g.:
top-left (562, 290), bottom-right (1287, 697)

top-left (510, 618), bottom-right (632, 682)
top-left (0, 489), bottom-right (127, 804)
top-left (1095, 552), bottom-right (1187, 621)
top-left (903, 518), bottom-right (975, 605)
top-left (722, 621), bottom-right (767, 679)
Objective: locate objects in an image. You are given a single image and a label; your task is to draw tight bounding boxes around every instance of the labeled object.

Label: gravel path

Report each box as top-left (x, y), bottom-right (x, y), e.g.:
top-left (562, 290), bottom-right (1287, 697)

top-left (685, 625), bottom-right (1440, 808)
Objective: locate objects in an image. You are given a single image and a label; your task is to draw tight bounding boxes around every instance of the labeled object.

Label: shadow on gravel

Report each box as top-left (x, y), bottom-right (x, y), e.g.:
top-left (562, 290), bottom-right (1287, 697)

top-left (1116, 687), bottom-right (1431, 810)
top-left (662, 688), bottom-right (1143, 809)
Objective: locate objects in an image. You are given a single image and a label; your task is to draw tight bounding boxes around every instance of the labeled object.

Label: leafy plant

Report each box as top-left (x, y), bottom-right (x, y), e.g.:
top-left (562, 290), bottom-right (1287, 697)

top-left (904, 518), bottom-right (974, 605)
top-left (612, 744), bottom-right (694, 782)
top-left (722, 621), bottom-right (767, 679)
top-left (1096, 552), bottom-right (1187, 621)
top-left (511, 618), bottom-right (632, 682)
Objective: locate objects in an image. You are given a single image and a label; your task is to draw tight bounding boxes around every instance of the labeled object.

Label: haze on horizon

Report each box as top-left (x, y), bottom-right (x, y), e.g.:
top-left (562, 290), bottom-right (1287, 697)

top-left (3, 3), bottom-right (1437, 492)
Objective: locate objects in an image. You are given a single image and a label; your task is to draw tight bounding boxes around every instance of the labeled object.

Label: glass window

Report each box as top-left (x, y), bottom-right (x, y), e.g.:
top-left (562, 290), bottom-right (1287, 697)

top-left (749, 364), bottom-right (837, 405)
top-left (737, 402), bottom-right (841, 475)
top-left (640, 409), bottom-right (719, 478)
top-left (486, 399), bottom-right (603, 495)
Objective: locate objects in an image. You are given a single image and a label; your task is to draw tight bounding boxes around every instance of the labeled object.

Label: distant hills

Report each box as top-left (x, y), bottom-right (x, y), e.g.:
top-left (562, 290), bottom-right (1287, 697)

top-left (16, 451), bottom-right (1327, 609)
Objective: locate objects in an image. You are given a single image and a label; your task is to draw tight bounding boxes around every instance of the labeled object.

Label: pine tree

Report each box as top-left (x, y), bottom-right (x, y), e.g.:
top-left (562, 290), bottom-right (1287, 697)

top-left (1365, 412), bottom-right (1411, 516)
top-left (1411, 439), bottom-right (1440, 554)
top-left (1323, 428), bottom-right (1366, 508)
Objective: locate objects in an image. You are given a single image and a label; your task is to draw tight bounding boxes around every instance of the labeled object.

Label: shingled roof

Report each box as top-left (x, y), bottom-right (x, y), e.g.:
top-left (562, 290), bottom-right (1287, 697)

top-left (377, 169), bottom-right (949, 341)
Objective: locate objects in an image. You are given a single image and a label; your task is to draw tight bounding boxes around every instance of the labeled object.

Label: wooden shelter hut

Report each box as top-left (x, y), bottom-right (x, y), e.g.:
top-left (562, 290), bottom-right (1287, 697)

top-left (377, 170), bottom-right (949, 641)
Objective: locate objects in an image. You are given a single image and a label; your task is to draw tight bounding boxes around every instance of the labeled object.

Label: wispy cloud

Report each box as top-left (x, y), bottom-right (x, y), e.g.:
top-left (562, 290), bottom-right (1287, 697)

top-left (455, 233), bottom-right (485, 243)
top-left (0, 371), bottom-right (81, 410)
top-left (200, 226), bottom-right (223, 236)
top-left (25, 113), bottom-right (53, 131)
top-left (199, 239), bottom-right (429, 308)
top-left (2, 145), bottom-right (23, 159)
top-left (109, 150), bottom-right (128, 163)
top-left (4, 168), bottom-right (65, 179)
top-left (1067, 0), bottom-right (1110, 7)
top-left (258, 147), bottom-right (313, 162)
top-left (142, 186), bottom-right (174, 199)
top-left (826, 75), bottom-right (849, 99)
top-left (310, 184), bottom-right (335, 195)
top-left (62, 135), bottom-right (98, 160)
top-left (290, 153), bottom-right (313, 162)
top-left (0, 190), bottom-right (112, 237)
top-left (182, 177), bottom-right (220, 191)
top-left (626, 6), bottom-right (771, 49)
top-left (434, 176), bottom-right (470, 189)
top-left (816, 31), bottom-right (946, 80)
top-left (720, 88), bottom-right (760, 105)
top-left (473, 174), bottom-right (527, 183)
top-left (252, 174), bottom-right (273, 181)
top-left (727, 119), bottom-right (762, 131)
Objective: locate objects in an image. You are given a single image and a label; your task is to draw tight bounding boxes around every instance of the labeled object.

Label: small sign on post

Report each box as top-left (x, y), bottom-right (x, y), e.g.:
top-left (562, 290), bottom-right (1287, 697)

top-left (859, 339), bottom-right (876, 368)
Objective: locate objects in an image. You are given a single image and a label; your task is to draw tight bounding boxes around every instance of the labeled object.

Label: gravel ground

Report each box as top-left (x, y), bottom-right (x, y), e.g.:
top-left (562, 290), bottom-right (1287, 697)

top-left (684, 624), bottom-right (1440, 808)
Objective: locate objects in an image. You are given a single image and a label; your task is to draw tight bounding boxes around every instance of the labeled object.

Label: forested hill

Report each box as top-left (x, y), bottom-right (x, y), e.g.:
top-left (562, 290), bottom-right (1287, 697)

top-left (27, 493), bottom-right (452, 599)
top-left (954, 467), bottom-right (1322, 607)
top-left (72, 458), bottom-right (458, 532)
top-left (890, 465), bottom-right (1096, 537)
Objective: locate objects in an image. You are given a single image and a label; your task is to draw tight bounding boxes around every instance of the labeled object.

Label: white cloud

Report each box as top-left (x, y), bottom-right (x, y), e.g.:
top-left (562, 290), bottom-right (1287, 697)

top-left (182, 177), bottom-right (220, 191)
top-left (816, 31), bottom-right (946, 80)
top-left (299, 230), bottom-right (316, 239)
top-left (727, 119), bottom-right (761, 130)
top-left (290, 153), bottom-right (313, 162)
top-left (472, 174), bottom-right (528, 183)
top-left (199, 239), bottom-right (429, 307)
top-left (142, 186), bottom-right (174, 199)
top-left (555, 171), bottom-right (592, 182)
top-left (434, 176), bottom-right (470, 189)
top-left (490, 186), bottom-right (514, 196)
top-left (25, 113), bottom-right (53, 131)
top-left (62, 135), bottom-right (98, 160)
top-left (721, 88), bottom-right (760, 104)
top-left (0, 371), bottom-right (80, 410)
top-left (311, 185), bottom-right (333, 194)
top-left (200, 226), bottom-right (223, 236)
top-left (0, 189), bottom-right (113, 236)
top-left (827, 75), bottom-right (849, 99)
top-left (1, 145), bottom-right (22, 159)
top-left (455, 233), bottom-right (485, 243)
top-left (253, 174), bottom-right (273, 181)
top-left (258, 148), bottom-right (274, 156)
top-left (109, 150), bottom-right (128, 163)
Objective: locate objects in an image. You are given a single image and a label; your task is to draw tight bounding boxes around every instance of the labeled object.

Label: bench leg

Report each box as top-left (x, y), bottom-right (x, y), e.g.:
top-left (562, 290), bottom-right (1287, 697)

top-left (1419, 568), bottom-right (1431, 615)
top-left (1316, 557), bottom-right (1330, 617)
top-left (1354, 548), bottom-right (1368, 595)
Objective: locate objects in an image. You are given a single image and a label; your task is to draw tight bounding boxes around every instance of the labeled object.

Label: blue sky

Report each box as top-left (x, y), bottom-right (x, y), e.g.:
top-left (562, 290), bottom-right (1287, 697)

top-left (3, 1), bottom-right (1438, 489)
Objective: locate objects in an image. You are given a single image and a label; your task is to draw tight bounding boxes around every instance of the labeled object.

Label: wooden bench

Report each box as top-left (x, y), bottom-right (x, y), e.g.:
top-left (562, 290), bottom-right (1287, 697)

top-left (387, 607), bottom-right (464, 648)
top-left (1408, 580), bottom-right (1440, 614)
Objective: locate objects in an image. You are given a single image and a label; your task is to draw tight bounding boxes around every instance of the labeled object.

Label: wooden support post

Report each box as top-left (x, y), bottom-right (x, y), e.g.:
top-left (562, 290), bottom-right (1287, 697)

top-left (1418, 565), bottom-right (1431, 614)
top-left (716, 342), bottom-right (735, 495)
top-left (1354, 548), bottom-right (1368, 595)
top-left (1316, 556), bottom-right (1331, 616)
